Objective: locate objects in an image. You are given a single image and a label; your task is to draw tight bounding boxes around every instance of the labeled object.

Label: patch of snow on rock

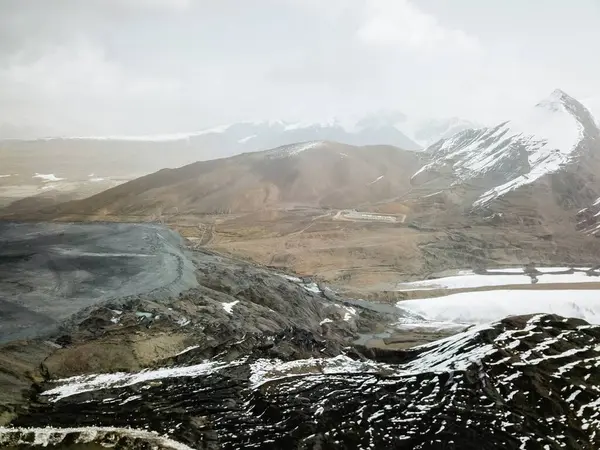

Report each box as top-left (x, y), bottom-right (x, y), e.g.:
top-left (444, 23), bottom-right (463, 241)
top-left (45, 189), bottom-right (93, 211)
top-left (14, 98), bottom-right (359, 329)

top-left (42, 360), bottom-right (244, 401)
top-left (222, 300), bottom-right (240, 314)
top-left (175, 345), bottom-right (200, 356)
top-left (303, 282), bottom-right (321, 294)
top-left (249, 355), bottom-right (391, 388)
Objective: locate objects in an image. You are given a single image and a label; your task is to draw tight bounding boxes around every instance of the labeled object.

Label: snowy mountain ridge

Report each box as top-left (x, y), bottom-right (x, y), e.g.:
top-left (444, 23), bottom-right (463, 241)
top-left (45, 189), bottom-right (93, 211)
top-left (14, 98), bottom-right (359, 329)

top-left (7, 119), bottom-right (421, 155)
top-left (411, 89), bottom-right (599, 207)
top-left (3, 114), bottom-right (480, 154)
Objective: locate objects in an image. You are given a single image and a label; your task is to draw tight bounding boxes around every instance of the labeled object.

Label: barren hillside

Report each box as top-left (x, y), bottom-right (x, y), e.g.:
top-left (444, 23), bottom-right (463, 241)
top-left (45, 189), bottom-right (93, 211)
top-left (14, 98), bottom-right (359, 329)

top-left (41, 142), bottom-right (423, 219)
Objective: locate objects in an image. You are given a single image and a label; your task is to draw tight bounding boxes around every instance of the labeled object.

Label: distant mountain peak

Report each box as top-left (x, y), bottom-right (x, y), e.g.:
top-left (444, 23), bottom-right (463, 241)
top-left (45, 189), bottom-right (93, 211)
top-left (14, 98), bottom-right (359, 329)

top-left (536, 89), bottom-right (576, 112)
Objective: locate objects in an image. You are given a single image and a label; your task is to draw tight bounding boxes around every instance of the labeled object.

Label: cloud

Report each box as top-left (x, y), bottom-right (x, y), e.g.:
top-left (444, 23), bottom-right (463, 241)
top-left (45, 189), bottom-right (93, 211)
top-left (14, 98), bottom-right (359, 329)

top-left (0, 40), bottom-right (180, 133)
top-left (357, 0), bottom-right (480, 53)
top-left (0, 0), bottom-right (597, 136)
top-left (125, 0), bottom-right (191, 9)
top-left (2, 40), bottom-right (179, 99)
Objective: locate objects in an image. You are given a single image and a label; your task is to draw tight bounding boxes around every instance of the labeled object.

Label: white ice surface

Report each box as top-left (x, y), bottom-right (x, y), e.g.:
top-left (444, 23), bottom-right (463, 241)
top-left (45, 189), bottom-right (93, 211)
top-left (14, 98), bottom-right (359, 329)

top-left (396, 290), bottom-right (600, 329)
top-left (484, 268), bottom-right (525, 273)
top-left (396, 271), bottom-right (600, 291)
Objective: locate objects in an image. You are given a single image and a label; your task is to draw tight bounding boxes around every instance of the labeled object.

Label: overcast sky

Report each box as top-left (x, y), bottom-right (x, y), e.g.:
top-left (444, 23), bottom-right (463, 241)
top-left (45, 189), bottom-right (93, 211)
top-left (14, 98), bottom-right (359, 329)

top-left (1, 0), bottom-right (599, 136)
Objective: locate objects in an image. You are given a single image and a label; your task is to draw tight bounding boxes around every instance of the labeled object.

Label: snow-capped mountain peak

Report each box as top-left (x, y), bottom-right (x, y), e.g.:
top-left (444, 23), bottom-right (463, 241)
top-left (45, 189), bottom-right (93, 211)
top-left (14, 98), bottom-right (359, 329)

top-left (411, 89), bottom-right (599, 207)
top-left (536, 88), bottom-right (571, 111)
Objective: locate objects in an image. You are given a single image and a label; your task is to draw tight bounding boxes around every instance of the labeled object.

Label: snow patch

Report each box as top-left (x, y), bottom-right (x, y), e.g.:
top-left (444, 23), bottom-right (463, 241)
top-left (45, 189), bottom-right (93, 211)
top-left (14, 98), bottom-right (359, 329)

top-left (343, 306), bottom-right (357, 321)
top-left (175, 345), bottom-right (200, 356)
top-left (303, 282), bottom-right (321, 294)
top-left (42, 360), bottom-right (244, 401)
top-left (269, 141), bottom-right (325, 158)
top-left (238, 134), bottom-right (257, 144)
top-left (33, 173), bottom-right (65, 182)
top-left (368, 175), bottom-right (384, 185)
top-left (222, 300), bottom-right (240, 314)
top-left (249, 355), bottom-right (390, 388)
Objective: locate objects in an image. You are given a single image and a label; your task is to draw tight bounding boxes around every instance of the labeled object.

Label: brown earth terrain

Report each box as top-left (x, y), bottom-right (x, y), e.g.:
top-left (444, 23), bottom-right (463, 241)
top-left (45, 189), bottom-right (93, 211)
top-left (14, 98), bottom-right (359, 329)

top-left (158, 206), bottom-right (600, 297)
top-left (3, 130), bottom-right (600, 291)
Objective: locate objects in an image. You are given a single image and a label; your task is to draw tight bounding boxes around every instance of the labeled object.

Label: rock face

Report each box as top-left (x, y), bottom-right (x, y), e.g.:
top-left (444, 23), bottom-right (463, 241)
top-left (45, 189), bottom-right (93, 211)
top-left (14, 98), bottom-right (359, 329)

top-left (6, 314), bottom-right (600, 449)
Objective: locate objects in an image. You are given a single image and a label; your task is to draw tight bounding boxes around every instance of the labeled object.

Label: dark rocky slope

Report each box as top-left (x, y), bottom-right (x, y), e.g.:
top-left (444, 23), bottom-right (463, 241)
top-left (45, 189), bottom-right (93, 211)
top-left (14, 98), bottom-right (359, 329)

top-left (3, 314), bottom-right (600, 449)
top-left (0, 222), bottom-right (399, 425)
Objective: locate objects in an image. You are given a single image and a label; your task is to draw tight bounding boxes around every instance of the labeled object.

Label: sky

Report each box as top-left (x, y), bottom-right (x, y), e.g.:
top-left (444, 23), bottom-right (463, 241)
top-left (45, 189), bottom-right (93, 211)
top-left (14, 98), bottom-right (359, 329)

top-left (1, 0), bottom-right (599, 136)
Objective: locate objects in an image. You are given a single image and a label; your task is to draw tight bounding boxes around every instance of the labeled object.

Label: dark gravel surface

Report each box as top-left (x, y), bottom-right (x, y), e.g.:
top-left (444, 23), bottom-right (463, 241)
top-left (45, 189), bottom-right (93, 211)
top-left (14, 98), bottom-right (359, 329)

top-left (0, 222), bottom-right (197, 343)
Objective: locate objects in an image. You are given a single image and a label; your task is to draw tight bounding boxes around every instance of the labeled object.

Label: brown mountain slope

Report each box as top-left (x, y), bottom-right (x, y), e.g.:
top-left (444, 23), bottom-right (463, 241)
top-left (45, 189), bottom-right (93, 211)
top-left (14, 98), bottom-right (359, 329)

top-left (48, 141), bottom-right (423, 218)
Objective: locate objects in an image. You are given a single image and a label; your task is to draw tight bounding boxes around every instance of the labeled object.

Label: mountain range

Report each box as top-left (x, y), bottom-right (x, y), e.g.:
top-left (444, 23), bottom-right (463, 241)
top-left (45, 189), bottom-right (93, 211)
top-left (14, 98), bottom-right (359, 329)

top-left (22, 90), bottom-right (597, 229)
top-left (0, 113), bottom-right (475, 209)
top-left (0, 114), bottom-right (480, 152)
